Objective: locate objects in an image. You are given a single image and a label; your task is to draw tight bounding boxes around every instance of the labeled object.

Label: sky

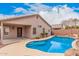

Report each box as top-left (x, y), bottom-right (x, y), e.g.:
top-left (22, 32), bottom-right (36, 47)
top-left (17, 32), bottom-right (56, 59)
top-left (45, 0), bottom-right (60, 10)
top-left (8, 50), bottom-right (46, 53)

top-left (0, 3), bottom-right (79, 25)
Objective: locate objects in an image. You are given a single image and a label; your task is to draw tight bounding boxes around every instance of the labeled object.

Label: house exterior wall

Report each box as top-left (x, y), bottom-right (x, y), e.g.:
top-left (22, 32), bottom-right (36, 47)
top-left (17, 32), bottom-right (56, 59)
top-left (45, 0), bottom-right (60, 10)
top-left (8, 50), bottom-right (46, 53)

top-left (0, 15), bottom-right (51, 38)
top-left (31, 15), bottom-right (51, 37)
top-left (1, 25), bottom-right (31, 39)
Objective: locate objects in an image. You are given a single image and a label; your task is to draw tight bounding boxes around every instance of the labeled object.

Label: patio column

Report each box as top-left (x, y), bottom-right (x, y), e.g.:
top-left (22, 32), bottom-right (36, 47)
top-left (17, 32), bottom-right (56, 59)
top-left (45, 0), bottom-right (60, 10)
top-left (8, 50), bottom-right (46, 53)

top-left (1, 22), bottom-right (4, 41)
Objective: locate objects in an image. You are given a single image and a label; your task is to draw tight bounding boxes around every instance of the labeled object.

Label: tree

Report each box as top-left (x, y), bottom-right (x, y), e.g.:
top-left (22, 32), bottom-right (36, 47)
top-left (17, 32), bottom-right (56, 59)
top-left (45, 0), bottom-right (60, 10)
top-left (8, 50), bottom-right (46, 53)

top-left (72, 19), bottom-right (79, 29)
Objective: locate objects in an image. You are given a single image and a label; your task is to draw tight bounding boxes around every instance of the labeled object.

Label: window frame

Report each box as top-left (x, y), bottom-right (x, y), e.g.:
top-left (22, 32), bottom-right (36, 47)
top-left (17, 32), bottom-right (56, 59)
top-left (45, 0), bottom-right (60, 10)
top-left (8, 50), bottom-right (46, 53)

top-left (33, 27), bottom-right (36, 35)
top-left (4, 27), bottom-right (9, 35)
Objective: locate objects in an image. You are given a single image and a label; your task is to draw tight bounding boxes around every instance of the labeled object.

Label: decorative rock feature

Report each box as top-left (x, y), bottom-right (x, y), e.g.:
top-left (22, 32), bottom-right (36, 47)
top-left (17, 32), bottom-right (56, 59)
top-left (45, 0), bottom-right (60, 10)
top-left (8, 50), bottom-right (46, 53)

top-left (64, 40), bottom-right (79, 56)
top-left (64, 48), bottom-right (75, 56)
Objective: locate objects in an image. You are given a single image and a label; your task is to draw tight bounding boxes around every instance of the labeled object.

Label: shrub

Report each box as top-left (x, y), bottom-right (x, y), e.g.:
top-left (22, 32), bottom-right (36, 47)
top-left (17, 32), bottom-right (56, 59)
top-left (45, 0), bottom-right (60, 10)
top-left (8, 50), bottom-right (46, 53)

top-left (65, 26), bottom-right (71, 29)
top-left (76, 26), bottom-right (79, 29)
top-left (33, 36), bottom-right (40, 39)
top-left (65, 26), bottom-right (79, 29)
top-left (41, 32), bottom-right (48, 37)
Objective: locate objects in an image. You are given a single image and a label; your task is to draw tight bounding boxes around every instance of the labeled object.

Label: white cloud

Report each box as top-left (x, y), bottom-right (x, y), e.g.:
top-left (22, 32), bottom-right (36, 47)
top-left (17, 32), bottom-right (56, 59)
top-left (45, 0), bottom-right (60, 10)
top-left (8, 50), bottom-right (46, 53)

top-left (72, 7), bottom-right (79, 10)
top-left (39, 4), bottom-right (79, 25)
top-left (14, 3), bottom-right (52, 15)
top-left (24, 3), bottom-right (52, 12)
top-left (14, 7), bottom-right (37, 15)
top-left (14, 7), bottom-right (28, 14)
top-left (0, 14), bottom-right (17, 20)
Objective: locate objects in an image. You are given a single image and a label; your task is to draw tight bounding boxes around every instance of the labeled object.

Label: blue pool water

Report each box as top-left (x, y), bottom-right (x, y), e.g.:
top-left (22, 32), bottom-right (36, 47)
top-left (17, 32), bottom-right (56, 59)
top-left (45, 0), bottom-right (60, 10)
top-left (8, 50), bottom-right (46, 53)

top-left (26, 36), bottom-right (74, 53)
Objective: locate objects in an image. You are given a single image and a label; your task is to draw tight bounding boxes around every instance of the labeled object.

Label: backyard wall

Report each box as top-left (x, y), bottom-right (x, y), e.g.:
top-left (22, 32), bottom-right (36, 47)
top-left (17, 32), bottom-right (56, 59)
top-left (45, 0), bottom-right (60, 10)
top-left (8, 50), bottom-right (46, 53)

top-left (53, 29), bottom-right (79, 36)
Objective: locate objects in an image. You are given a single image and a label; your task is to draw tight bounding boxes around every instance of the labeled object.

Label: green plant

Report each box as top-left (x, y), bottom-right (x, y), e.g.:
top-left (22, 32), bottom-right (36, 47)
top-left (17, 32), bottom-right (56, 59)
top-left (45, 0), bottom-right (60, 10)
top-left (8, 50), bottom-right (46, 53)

top-left (41, 33), bottom-right (45, 37)
top-left (45, 32), bottom-right (48, 37)
top-left (71, 26), bottom-right (74, 29)
top-left (33, 36), bottom-right (40, 39)
top-left (41, 32), bottom-right (48, 37)
top-left (65, 26), bottom-right (79, 29)
top-left (65, 26), bottom-right (70, 29)
top-left (76, 26), bottom-right (79, 29)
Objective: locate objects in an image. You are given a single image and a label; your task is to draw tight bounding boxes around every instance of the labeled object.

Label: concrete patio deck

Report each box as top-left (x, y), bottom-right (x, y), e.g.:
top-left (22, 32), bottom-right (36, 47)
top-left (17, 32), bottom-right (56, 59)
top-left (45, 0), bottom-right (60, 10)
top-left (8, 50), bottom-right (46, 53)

top-left (1, 38), bottom-right (23, 44)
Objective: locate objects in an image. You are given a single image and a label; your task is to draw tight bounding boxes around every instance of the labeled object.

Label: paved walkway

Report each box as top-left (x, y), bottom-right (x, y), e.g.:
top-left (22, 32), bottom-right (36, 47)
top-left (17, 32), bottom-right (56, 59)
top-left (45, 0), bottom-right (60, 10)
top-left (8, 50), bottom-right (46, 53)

top-left (2, 39), bottom-right (21, 44)
top-left (0, 38), bottom-right (64, 56)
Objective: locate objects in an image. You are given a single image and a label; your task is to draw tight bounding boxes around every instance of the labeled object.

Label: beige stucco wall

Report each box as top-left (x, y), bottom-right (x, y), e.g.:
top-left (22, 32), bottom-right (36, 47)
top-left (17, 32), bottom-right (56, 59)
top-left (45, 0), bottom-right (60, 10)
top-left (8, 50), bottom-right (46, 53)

top-left (0, 15), bottom-right (51, 39)
top-left (2, 25), bottom-right (31, 39)
top-left (31, 15), bottom-right (51, 37)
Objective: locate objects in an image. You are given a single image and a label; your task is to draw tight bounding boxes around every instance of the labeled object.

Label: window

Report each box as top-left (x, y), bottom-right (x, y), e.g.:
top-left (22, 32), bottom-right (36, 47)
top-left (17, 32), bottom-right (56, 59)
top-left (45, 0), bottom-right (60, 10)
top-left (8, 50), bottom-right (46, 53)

top-left (33, 27), bottom-right (36, 34)
top-left (43, 28), bottom-right (45, 33)
top-left (4, 27), bottom-right (9, 35)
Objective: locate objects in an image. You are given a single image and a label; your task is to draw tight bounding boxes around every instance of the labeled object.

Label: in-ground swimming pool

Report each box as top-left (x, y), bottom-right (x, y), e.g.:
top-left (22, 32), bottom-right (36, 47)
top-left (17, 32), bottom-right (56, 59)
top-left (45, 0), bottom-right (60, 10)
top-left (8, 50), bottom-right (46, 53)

top-left (26, 36), bottom-right (74, 53)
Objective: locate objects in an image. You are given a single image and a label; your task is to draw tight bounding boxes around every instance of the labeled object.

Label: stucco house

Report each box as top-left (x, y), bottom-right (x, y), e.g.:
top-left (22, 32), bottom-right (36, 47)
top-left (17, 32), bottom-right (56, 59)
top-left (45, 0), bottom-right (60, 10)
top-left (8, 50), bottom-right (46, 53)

top-left (0, 14), bottom-right (52, 41)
